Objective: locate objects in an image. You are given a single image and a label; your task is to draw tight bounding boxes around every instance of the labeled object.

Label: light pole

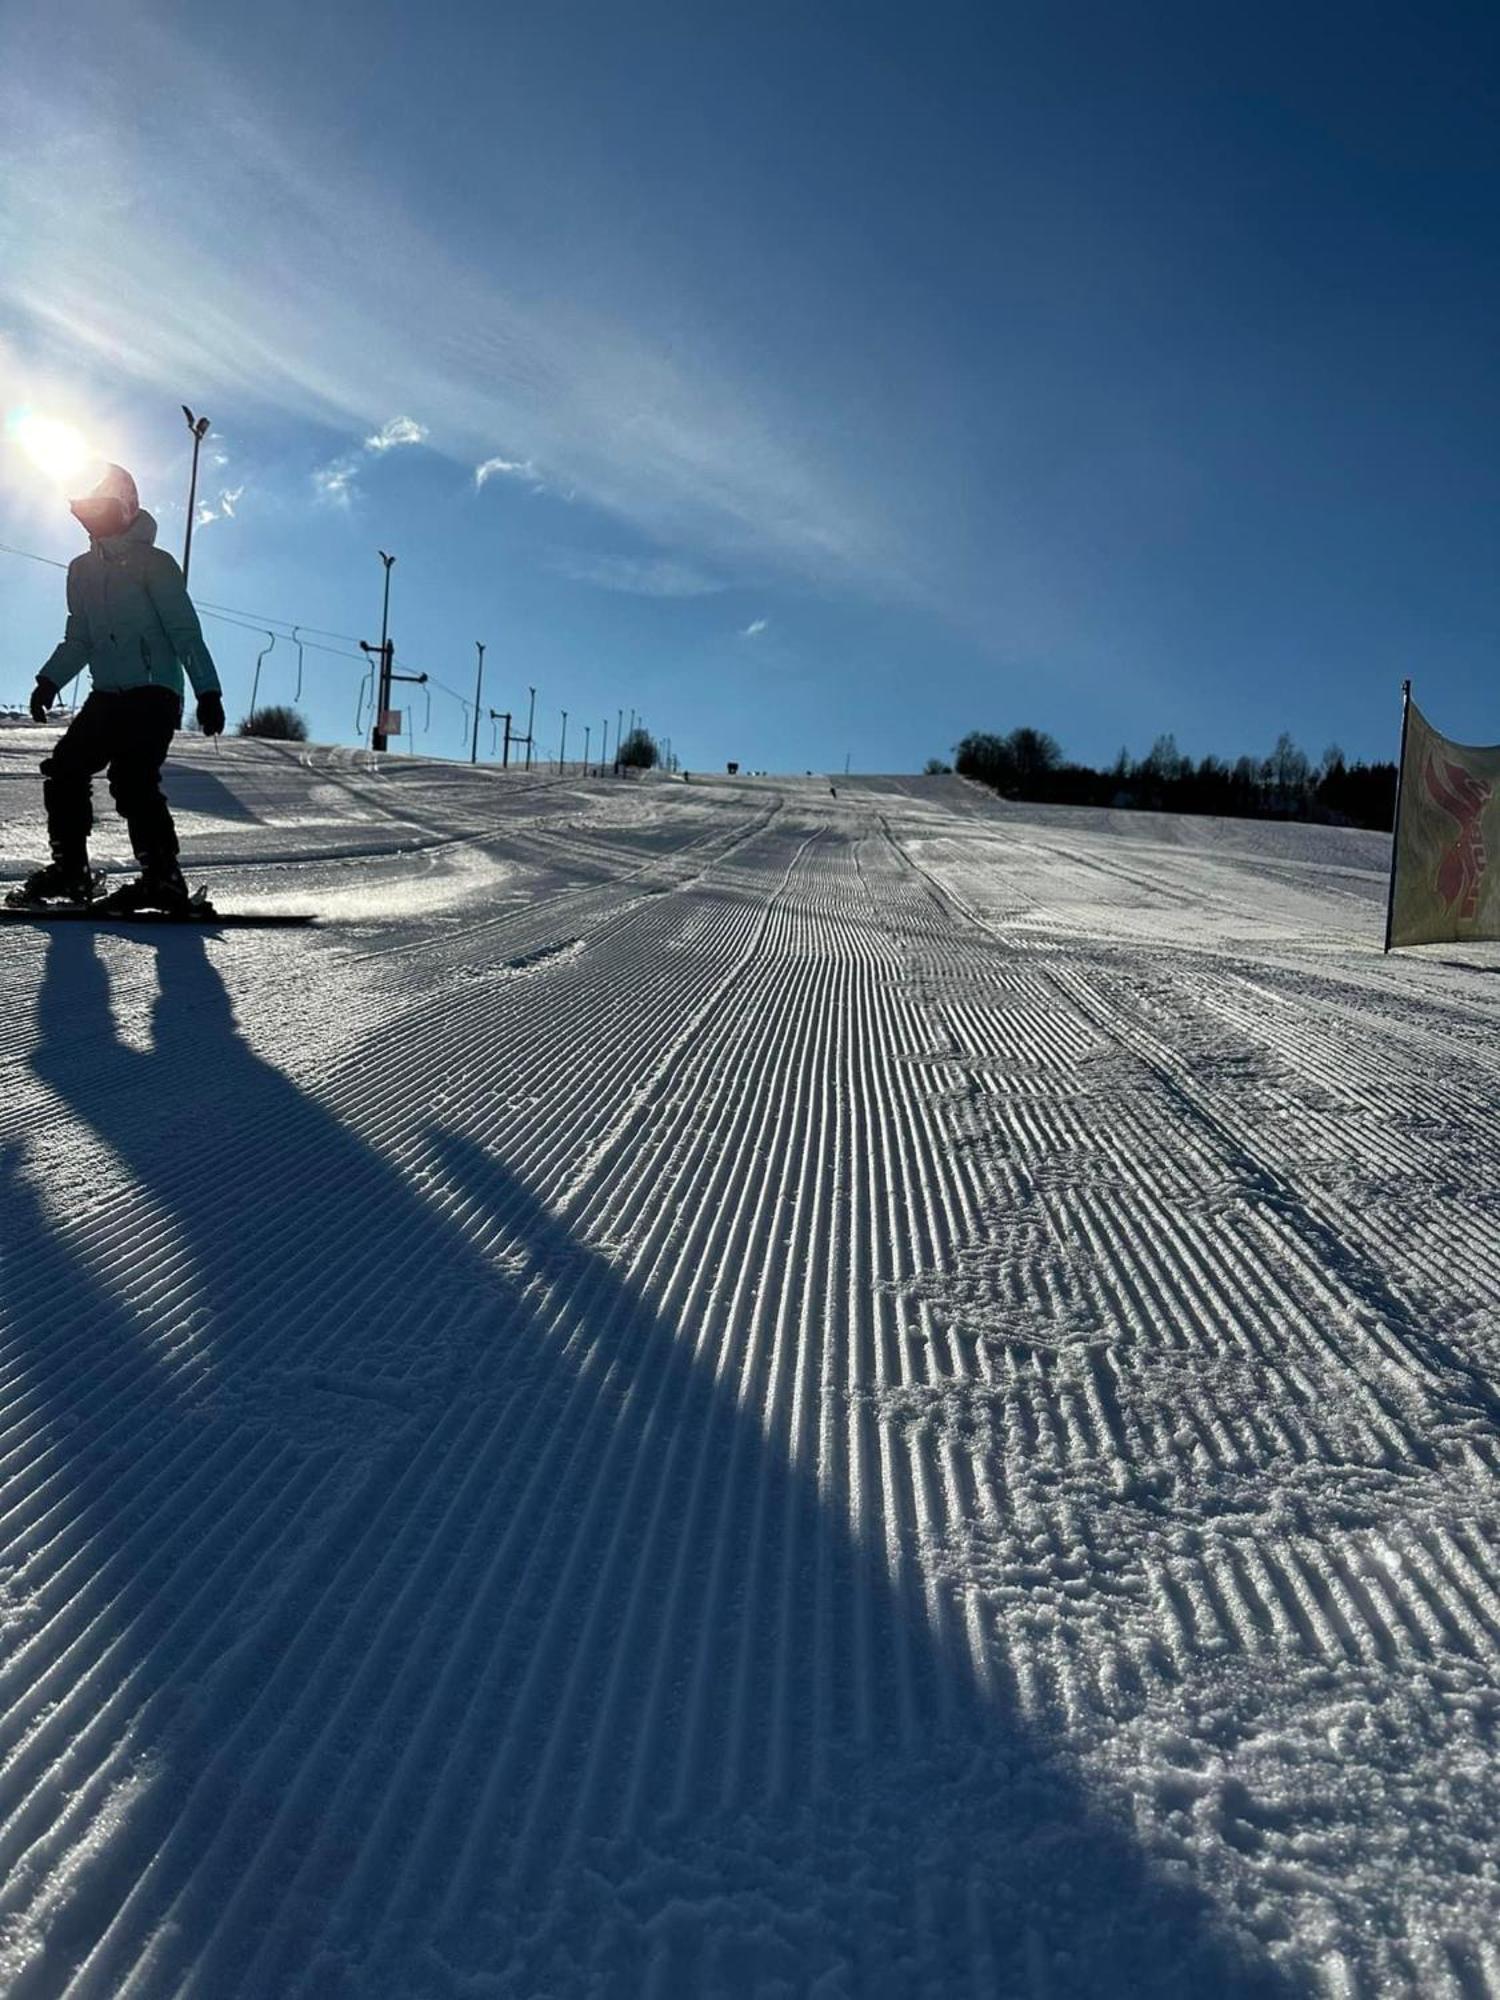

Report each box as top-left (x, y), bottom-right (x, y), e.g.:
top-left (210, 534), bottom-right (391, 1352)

top-left (601, 717), bottom-right (609, 777)
top-left (583, 723), bottom-right (591, 775)
top-left (559, 709), bottom-right (568, 773)
top-left (181, 405), bottom-right (210, 583)
top-left (616, 707), bottom-right (623, 774)
top-left (371, 551), bottom-right (396, 751)
top-left (525, 685), bottom-right (536, 771)
top-left (470, 642), bottom-right (485, 764)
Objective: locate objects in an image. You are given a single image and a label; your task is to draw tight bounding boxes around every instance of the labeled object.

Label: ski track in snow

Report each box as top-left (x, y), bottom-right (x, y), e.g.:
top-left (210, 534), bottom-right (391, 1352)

top-left (0, 735), bottom-right (1497, 1997)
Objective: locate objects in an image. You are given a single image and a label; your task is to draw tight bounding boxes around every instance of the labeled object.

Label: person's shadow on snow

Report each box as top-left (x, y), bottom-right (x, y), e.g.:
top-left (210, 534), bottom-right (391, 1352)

top-left (11, 921), bottom-right (1293, 1999)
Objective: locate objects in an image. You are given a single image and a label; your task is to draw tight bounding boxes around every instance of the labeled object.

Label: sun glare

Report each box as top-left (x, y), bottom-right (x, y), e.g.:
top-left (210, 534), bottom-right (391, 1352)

top-left (7, 411), bottom-right (93, 487)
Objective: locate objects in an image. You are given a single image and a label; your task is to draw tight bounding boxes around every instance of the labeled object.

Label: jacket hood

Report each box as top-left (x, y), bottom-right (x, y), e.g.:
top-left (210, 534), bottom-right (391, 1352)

top-left (95, 509), bottom-right (160, 554)
top-left (70, 462), bottom-right (142, 543)
top-left (72, 462), bottom-right (139, 513)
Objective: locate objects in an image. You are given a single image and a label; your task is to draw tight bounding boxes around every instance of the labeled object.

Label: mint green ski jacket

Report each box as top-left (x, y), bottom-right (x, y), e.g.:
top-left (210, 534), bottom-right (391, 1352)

top-left (41, 510), bottom-right (222, 700)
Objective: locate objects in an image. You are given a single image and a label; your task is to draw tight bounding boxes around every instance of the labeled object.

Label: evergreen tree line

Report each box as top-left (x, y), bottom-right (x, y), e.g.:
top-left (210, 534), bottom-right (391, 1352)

top-left (931, 727), bottom-right (1397, 830)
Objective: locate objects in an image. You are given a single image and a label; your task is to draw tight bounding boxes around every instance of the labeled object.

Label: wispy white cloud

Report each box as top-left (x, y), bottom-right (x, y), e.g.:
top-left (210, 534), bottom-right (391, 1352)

top-left (0, 12), bottom-right (910, 595)
top-left (314, 415), bottom-right (429, 506)
top-left (196, 482), bottom-right (244, 526)
top-left (475, 453), bottom-right (539, 490)
top-left (551, 551), bottom-right (724, 598)
top-left (365, 415), bottom-right (428, 453)
top-left (191, 428), bottom-right (241, 525)
top-left (740, 617), bottom-right (769, 637)
top-left (313, 457), bottom-right (358, 508)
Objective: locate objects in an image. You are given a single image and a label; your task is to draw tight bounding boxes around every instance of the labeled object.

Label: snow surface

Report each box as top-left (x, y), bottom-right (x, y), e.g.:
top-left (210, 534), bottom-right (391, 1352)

top-left (1, 732), bottom-right (1497, 1997)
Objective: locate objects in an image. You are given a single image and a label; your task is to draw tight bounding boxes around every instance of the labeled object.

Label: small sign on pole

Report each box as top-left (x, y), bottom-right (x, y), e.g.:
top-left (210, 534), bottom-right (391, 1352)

top-left (378, 709), bottom-right (403, 737)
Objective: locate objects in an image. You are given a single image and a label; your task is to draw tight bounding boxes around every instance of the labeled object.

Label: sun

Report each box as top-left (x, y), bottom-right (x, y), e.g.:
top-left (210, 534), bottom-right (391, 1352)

top-left (7, 411), bottom-right (93, 486)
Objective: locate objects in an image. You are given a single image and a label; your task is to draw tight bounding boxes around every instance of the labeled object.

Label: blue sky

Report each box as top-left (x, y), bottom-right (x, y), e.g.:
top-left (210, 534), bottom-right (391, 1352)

top-left (1, 0), bottom-right (1495, 772)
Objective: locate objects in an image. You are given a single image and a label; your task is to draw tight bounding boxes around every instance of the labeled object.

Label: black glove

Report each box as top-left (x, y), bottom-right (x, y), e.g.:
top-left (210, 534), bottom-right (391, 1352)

top-left (197, 690), bottom-right (226, 736)
top-left (30, 677), bottom-right (58, 724)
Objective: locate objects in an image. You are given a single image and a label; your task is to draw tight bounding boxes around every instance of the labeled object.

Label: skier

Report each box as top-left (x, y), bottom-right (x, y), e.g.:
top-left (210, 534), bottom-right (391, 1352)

top-left (12, 464), bottom-right (225, 913)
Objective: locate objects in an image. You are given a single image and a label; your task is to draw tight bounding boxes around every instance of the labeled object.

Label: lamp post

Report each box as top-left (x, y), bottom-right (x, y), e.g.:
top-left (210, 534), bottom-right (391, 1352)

top-left (559, 710), bottom-right (568, 773)
top-left (583, 723), bottom-right (591, 775)
top-left (602, 717), bottom-right (609, 777)
top-left (371, 551), bottom-right (396, 751)
top-left (470, 642), bottom-right (486, 764)
top-left (616, 707), bottom-right (623, 774)
top-left (525, 685), bottom-right (536, 771)
top-left (180, 405), bottom-right (210, 583)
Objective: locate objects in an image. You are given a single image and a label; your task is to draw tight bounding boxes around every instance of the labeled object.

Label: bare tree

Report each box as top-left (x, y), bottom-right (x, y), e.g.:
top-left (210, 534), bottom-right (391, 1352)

top-left (1006, 727), bottom-right (1061, 789)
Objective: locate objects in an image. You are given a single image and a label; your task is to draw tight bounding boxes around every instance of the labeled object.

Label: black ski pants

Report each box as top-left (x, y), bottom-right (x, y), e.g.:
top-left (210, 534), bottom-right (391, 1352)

top-left (42, 688), bottom-right (183, 865)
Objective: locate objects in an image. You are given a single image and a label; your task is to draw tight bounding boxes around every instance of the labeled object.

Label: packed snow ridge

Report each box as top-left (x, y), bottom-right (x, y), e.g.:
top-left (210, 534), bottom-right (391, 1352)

top-left (0, 733), bottom-right (1496, 1997)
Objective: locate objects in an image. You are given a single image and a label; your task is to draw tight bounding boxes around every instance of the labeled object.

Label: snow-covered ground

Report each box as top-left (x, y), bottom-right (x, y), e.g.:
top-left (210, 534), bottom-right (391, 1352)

top-left (1, 732), bottom-right (1497, 1997)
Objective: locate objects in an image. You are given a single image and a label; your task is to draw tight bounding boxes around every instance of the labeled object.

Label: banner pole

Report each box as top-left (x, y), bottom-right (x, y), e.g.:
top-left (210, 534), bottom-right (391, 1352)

top-left (1383, 678), bottom-right (1413, 954)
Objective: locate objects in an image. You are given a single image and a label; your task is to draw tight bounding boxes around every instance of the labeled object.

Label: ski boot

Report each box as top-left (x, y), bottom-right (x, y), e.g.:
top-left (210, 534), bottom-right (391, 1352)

top-left (95, 855), bottom-right (199, 918)
top-left (5, 858), bottom-right (101, 910)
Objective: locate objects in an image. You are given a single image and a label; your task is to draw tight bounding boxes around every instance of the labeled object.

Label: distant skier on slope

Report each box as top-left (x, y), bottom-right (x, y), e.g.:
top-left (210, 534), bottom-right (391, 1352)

top-left (12, 464), bottom-right (225, 913)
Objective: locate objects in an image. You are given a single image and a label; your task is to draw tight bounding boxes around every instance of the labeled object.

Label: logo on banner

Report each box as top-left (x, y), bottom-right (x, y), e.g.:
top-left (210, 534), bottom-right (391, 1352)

top-left (1424, 752), bottom-right (1492, 920)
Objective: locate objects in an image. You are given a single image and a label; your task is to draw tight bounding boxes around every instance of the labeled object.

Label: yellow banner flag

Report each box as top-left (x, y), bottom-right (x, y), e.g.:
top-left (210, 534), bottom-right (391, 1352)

top-left (1387, 695), bottom-right (1500, 949)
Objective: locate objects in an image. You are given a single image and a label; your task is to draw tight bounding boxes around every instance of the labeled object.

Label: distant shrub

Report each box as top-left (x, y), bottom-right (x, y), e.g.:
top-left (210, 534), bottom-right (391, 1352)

top-left (923, 758), bottom-right (953, 775)
top-left (617, 727), bottom-right (659, 770)
top-left (237, 705), bottom-right (309, 742)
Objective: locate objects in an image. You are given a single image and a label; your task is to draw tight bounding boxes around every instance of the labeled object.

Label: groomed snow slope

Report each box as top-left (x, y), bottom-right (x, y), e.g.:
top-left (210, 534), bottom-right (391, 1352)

top-left (1, 735), bottom-right (1497, 1997)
